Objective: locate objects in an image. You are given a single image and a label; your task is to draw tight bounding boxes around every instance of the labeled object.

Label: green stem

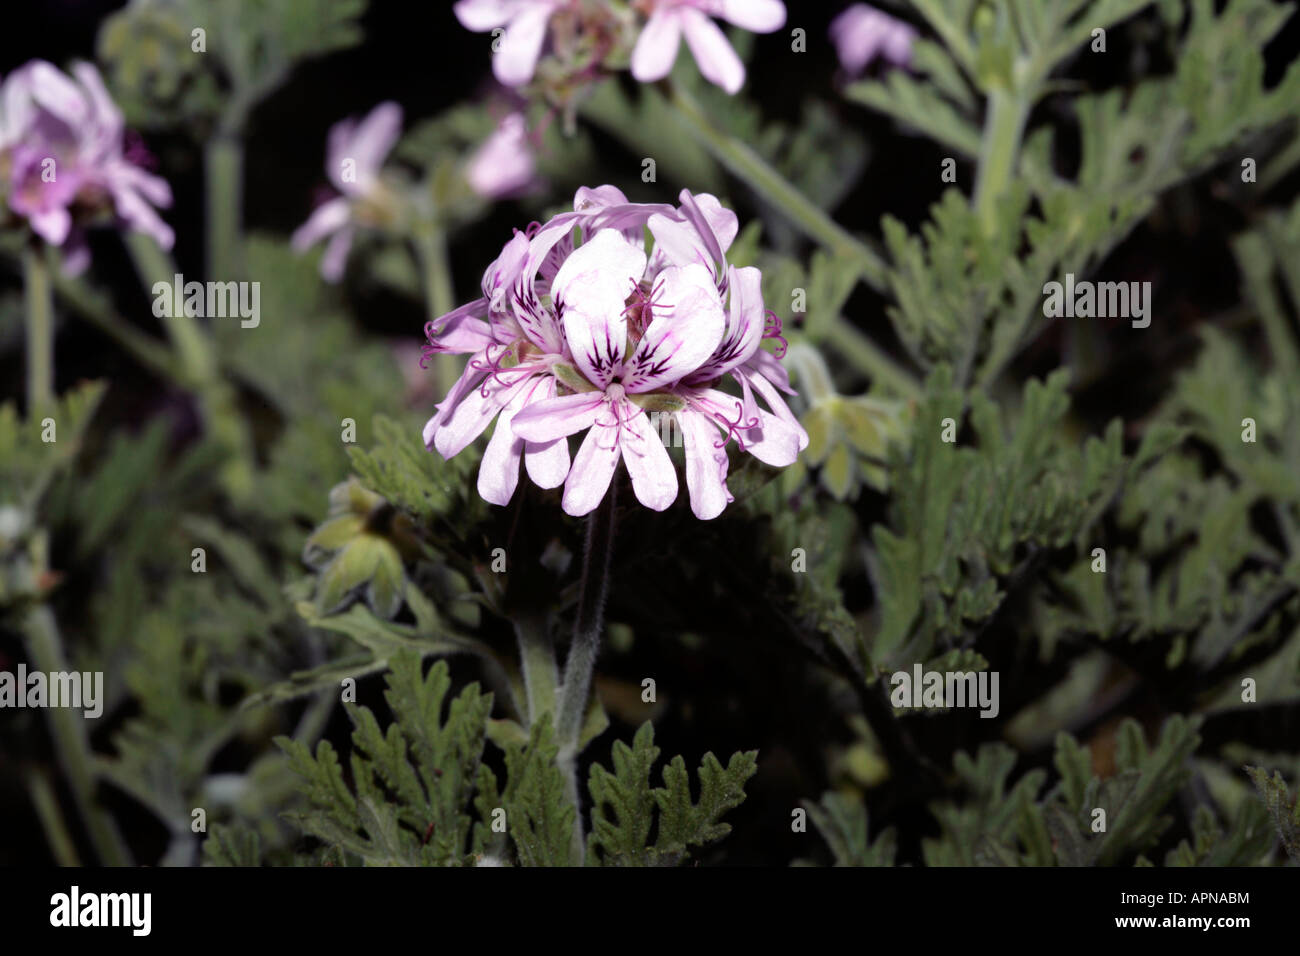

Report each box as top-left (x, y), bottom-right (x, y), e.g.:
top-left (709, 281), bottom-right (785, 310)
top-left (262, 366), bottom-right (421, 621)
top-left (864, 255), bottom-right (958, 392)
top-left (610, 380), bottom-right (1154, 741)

top-left (206, 133), bottom-right (245, 280)
top-left (555, 484), bottom-right (618, 864)
top-left (124, 232), bottom-right (255, 500)
top-left (661, 81), bottom-right (888, 291)
top-left (24, 245), bottom-right (54, 413)
top-left (515, 614), bottom-right (558, 725)
top-left (822, 322), bottom-right (923, 399)
top-left (23, 605), bottom-right (131, 866)
top-left (26, 766), bottom-right (82, 866)
top-left (972, 87), bottom-right (1029, 237)
top-left (414, 224), bottom-right (461, 392)
top-left (125, 232), bottom-right (215, 385)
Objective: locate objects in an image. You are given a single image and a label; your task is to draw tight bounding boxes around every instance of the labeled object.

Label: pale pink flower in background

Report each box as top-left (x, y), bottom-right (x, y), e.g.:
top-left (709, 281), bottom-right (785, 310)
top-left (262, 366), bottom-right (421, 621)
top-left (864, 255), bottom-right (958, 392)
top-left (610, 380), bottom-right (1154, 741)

top-left (423, 185), bottom-right (805, 519)
top-left (829, 4), bottom-right (916, 76)
top-left (465, 113), bottom-right (540, 199)
top-left (454, 0), bottom-right (566, 87)
top-left (0, 60), bottom-right (174, 260)
top-left (291, 101), bottom-right (402, 282)
top-left (630, 0), bottom-right (786, 94)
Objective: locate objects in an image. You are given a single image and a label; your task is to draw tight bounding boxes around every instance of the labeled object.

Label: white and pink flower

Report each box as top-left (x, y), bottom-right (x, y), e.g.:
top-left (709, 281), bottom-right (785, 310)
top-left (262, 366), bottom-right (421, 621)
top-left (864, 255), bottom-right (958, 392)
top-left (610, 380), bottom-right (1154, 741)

top-left (421, 185), bottom-right (806, 519)
top-left (829, 4), bottom-right (916, 76)
top-left (631, 0), bottom-right (786, 94)
top-left (453, 0), bottom-right (787, 95)
top-left (291, 101), bottom-right (403, 282)
top-left (0, 59), bottom-right (174, 262)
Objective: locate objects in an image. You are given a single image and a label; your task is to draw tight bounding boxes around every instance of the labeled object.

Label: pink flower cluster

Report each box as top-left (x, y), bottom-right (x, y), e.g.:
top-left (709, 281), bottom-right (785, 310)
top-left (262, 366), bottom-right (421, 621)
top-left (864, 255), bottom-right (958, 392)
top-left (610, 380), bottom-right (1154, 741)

top-left (454, 0), bottom-right (786, 95)
top-left (0, 60), bottom-right (173, 266)
top-left (829, 4), bottom-right (916, 76)
top-left (422, 185), bottom-right (807, 519)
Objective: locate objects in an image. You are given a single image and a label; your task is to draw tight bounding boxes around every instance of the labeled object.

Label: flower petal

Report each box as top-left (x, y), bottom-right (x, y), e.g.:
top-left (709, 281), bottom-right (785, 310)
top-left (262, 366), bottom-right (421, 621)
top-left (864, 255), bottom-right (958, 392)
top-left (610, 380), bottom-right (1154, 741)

top-left (624, 263), bottom-right (725, 392)
top-left (621, 404), bottom-right (679, 511)
top-left (511, 391), bottom-right (604, 443)
top-left (681, 409), bottom-right (732, 519)
top-left (562, 424), bottom-right (621, 516)
top-left (680, 8), bottom-right (746, 94)
top-left (346, 102), bottom-right (402, 189)
top-left (291, 197), bottom-right (350, 251)
top-left (630, 10), bottom-right (684, 83)
top-left (689, 264), bottom-right (764, 381)
top-left (554, 229), bottom-right (646, 388)
top-left (723, 0), bottom-right (787, 33)
top-left (493, 4), bottom-right (552, 86)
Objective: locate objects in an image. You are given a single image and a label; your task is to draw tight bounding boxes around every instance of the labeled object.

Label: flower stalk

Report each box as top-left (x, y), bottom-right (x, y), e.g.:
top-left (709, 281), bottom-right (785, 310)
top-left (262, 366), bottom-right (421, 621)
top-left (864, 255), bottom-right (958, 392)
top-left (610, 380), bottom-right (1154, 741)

top-left (23, 244), bottom-right (54, 413)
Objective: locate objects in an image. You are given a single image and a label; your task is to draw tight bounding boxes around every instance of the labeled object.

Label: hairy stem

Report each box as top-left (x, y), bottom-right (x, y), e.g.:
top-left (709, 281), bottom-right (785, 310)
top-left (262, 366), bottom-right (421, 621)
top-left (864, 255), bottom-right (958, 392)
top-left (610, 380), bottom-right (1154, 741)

top-left (415, 223), bottom-right (462, 393)
top-left (555, 484), bottom-right (618, 864)
top-left (206, 133), bottom-right (245, 280)
top-left (972, 87), bottom-right (1029, 237)
top-left (23, 605), bottom-right (131, 866)
top-left (24, 244), bottom-right (54, 413)
top-left (515, 613), bottom-right (558, 725)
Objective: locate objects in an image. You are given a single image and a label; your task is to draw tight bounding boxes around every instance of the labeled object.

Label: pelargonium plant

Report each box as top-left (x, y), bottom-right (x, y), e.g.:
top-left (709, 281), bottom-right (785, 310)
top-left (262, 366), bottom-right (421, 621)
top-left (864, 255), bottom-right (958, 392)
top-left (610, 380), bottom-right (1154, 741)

top-left (421, 185), bottom-right (806, 518)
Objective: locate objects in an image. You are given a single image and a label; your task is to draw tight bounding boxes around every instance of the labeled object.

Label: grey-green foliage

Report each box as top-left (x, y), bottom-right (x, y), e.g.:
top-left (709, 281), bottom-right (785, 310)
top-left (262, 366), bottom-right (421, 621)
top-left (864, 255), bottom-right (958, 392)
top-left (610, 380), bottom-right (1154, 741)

top-left (264, 657), bottom-right (757, 867)
top-left (1245, 766), bottom-right (1300, 862)
top-left (923, 716), bottom-right (1210, 866)
top-left (277, 651), bottom-right (493, 866)
top-left (856, 0), bottom-right (1300, 384)
top-left (98, 0), bottom-right (367, 128)
top-left (586, 722), bottom-right (758, 866)
top-left (868, 366), bottom-right (1179, 670)
top-left (804, 792), bottom-right (898, 866)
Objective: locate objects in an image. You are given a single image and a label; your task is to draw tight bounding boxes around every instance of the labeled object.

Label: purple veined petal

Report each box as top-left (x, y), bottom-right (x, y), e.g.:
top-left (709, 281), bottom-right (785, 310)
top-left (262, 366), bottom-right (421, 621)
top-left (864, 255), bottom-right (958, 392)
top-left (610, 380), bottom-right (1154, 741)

top-left (722, 0), bottom-right (787, 33)
top-left (554, 229), bottom-right (646, 389)
top-left (620, 403), bottom-right (679, 511)
top-left (433, 366), bottom-right (537, 459)
top-left (687, 264), bottom-right (765, 381)
top-left (320, 225), bottom-right (355, 282)
top-left (345, 102), bottom-right (402, 191)
top-left (623, 263), bottom-right (725, 392)
top-left (483, 230), bottom-right (530, 307)
top-left (520, 376), bottom-right (570, 488)
top-left (493, 3), bottom-right (553, 86)
top-left (680, 8), bottom-right (746, 94)
top-left (427, 299), bottom-right (495, 355)
top-left (511, 391), bottom-right (604, 444)
top-left (631, 10), bottom-right (684, 84)
top-left (424, 346), bottom-right (495, 448)
top-left (676, 188), bottom-right (732, 270)
top-left (734, 362), bottom-right (804, 445)
top-left (291, 196), bottom-right (350, 251)
top-left (512, 212), bottom-right (583, 351)
top-left (744, 346), bottom-right (794, 393)
top-left (454, 0), bottom-right (516, 30)
top-left (562, 424), bottom-right (622, 516)
top-left (680, 408), bottom-right (733, 519)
